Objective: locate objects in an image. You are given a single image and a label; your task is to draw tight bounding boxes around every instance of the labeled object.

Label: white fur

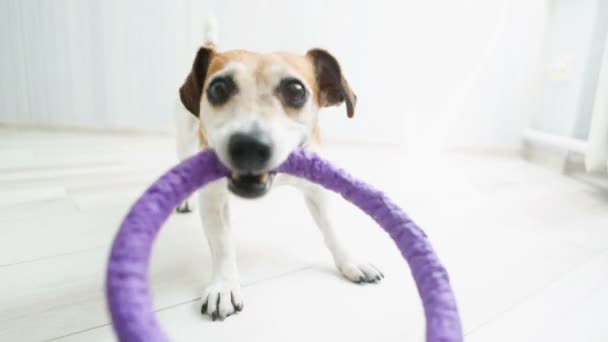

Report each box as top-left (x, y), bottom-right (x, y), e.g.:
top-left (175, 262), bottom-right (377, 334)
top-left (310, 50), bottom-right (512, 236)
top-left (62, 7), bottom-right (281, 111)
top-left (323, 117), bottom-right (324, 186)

top-left (203, 16), bottom-right (218, 47)
top-left (200, 60), bottom-right (313, 172)
top-left (174, 34), bottom-right (382, 320)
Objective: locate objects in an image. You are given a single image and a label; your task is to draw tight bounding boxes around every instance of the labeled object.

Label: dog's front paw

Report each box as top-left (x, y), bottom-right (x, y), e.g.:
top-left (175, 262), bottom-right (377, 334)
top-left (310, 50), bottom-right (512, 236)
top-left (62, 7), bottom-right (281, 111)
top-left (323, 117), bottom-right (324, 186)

top-left (338, 261), bottom-right (384, 284)
top-left (200, 280), bottom-right (243, 321)
top-left (176, 200), bottom-right (191, 213)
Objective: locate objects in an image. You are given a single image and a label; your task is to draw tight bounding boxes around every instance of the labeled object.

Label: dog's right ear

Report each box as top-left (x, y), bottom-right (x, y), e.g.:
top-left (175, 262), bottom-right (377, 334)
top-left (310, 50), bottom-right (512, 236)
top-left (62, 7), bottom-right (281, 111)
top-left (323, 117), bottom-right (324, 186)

top-left (179, 47), bottom-right (214, 117)
top-left (306, 49), bottom-right (357, 118)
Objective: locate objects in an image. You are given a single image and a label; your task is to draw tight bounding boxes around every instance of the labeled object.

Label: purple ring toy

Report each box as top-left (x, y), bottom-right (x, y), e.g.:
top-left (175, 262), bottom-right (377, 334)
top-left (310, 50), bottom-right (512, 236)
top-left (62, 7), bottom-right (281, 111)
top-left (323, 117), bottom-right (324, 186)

top-left (106, 149), bottom-right (462, 342)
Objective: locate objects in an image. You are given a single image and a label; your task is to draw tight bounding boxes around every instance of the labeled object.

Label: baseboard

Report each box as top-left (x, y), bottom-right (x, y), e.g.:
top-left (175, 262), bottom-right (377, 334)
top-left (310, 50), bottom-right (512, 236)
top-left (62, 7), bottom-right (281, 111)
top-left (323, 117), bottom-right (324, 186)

top-left (446, 145), bottom-right (522, 158)
top-left (0, 121), bottom-right (174, 137)
top-left (522, 140), bottom-right (608, 190)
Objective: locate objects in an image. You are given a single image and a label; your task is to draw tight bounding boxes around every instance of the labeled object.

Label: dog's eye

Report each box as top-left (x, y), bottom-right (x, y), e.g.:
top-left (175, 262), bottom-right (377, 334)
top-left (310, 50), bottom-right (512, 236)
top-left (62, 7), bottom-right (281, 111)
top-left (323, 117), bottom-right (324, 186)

top-left (279, 79), bottom-right (307, 108)
top-left (207, 77), bottom-right (236, 105)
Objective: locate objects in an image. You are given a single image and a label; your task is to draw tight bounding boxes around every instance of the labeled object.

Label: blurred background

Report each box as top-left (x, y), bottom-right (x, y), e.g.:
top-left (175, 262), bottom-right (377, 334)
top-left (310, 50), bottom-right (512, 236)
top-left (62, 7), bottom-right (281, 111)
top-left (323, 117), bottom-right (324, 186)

top-left (1, 1), bottom-right (607, 341)
top-left (0, 0), bottom-right (606, 164)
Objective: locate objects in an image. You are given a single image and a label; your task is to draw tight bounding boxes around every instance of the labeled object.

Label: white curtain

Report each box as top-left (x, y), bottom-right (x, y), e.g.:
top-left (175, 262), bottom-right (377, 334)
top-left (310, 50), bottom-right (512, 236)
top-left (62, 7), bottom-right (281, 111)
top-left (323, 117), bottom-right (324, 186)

top-left (0, 0), bottom-right (212, 130)
top-left (1, 0), bottom-right (548, 147)
top-left (586, 32), bottom-right (608, 173)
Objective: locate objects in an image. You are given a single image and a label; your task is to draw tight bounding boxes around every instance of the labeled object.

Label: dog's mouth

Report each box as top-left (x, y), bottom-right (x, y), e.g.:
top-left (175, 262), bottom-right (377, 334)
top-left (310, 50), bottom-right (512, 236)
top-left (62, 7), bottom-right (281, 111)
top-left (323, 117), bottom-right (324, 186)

top-left (228, 171), bottom-right (274, 199)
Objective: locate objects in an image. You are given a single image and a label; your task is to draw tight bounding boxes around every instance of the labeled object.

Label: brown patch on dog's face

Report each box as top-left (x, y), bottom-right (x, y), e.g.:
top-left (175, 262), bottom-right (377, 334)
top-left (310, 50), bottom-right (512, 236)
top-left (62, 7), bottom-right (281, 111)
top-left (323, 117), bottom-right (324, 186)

top-left (271, 52), bottom-right (320, 119)
top-left (204, 50), bottom-right (319, 114)
top-left (273, 52), bottom-right (319, 99)
top-left (179, 47), bottom-right (354, 175)
top-left (180, 48), bottom-right (355, 119)
top-left (206, 50), bottom-right (254, 79)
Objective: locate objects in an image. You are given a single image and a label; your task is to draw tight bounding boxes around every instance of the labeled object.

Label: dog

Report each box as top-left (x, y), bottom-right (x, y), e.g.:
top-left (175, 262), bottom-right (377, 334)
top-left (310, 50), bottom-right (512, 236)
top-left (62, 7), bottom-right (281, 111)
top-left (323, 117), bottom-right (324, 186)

top-left (174, 20), bottom-right (383, 321)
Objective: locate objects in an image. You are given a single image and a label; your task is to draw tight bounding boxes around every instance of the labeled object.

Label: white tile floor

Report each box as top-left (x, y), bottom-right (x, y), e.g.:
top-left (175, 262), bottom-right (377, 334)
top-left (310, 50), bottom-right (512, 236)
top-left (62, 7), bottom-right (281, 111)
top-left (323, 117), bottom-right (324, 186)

top-left (0, 128), bottom-right (607, 342)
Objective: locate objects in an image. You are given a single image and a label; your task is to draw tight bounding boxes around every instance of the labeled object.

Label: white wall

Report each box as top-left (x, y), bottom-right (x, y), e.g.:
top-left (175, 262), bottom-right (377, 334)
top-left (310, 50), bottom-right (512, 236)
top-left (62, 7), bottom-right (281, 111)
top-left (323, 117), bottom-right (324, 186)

top-left (215, 0), bottom-right (549, 148)
top-left (0, 0), bottom-right (548, 148)
top-left (530, 0), bottom-right (607, 140)
top-left (0, 0), bottom-right (215, 130)
top-left (530, 0), bottom-right (608, 141)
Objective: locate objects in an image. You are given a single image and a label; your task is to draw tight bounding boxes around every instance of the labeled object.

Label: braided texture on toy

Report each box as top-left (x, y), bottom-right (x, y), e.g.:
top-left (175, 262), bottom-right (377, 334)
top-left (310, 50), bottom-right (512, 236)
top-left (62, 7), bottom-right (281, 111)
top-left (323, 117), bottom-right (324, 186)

top-left (106, 149), bottom-right (462, 342)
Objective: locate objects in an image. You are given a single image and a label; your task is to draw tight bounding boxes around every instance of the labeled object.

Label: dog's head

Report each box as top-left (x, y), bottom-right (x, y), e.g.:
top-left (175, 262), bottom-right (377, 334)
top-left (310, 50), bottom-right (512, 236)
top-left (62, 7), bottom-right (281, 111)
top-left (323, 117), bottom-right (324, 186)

top-left (180, 47), bottom-right (356, 198)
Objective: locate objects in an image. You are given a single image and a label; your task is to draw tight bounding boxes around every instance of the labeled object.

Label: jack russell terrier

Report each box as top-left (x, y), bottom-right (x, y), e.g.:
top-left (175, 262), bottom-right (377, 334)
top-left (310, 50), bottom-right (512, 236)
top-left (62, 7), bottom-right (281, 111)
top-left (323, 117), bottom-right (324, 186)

top-left (174, 20), bottom-right (383, 321)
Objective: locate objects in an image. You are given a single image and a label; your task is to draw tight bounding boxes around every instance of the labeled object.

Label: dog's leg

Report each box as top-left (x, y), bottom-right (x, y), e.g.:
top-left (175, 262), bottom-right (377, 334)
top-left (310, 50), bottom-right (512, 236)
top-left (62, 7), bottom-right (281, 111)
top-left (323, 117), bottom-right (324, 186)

top-left (175, 101), bottom-right (200, 213)
top-left (199, 180), bottom-right (243, 320)
top-left (299, 180), bottom-right (384, 284)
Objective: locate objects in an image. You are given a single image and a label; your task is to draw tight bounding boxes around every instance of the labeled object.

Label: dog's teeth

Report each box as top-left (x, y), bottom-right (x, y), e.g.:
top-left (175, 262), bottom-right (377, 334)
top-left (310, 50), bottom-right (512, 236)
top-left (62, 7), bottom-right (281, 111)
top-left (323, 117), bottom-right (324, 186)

top-left (259, 173), bottom-right (269, 183)
top-left (232, 172), bottom-right (240, 181)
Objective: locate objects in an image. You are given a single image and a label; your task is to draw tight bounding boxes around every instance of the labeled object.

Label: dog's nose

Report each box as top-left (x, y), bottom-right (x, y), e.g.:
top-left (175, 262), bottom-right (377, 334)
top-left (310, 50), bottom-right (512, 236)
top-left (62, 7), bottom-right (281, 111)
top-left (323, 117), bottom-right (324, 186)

top-left (228, 133), bottom-right (273, 172)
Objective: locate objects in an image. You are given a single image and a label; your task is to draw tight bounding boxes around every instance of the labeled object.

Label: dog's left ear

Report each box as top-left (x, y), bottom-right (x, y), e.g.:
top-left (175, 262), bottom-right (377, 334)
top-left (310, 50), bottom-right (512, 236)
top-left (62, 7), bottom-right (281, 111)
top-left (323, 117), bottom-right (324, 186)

top-left (180, 46), bottom-right (214, 117)
top-left (306, 49), bottom-right (357, 118)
